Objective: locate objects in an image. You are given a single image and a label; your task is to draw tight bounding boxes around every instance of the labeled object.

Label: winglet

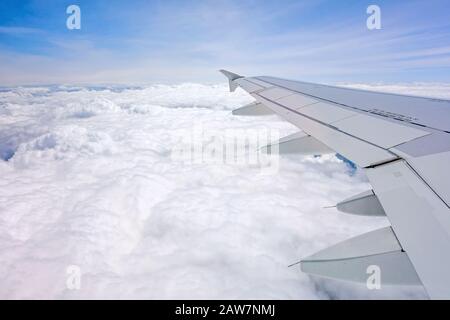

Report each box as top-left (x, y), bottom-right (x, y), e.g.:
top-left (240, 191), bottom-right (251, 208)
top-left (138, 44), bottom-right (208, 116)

top-left (219, 69), bottom-right (243, 92)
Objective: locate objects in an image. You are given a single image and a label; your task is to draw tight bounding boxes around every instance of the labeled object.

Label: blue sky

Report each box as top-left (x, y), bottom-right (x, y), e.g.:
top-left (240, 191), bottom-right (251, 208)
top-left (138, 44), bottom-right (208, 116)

top-left (1, 0), bottom-right (450, 85)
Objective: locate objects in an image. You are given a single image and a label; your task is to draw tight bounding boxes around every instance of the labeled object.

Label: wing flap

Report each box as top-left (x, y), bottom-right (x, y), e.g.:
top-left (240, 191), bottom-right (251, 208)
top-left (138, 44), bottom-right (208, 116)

top-left (276, 93), bottom-right (318, 110)
top-left (297, 102), bottom-right (357, 124)
top-left (366, 160), bottom-right (450, 298)
top-left (301, 227), bottom-right (421, 285)
top-left (336, 190), bottom-right (386, 217)
top-left (256, 95), bottom-right (398, 167)
top-left (235, 78), bottom-right (264, 93)
top-left (261, 131), bottom-right (333, 155)
top-left (232, 102), bottom-right (275, 116)
top-left (334, 114), bottom-right (430, 149)
top-left (301, 252), bottom-right (421, 286)
top-left (245, 78), bottom-right (274, 88)
top-left (405, 151), bottom-right (450, 207)
top-left (259, 87), bottom-right (294, 100)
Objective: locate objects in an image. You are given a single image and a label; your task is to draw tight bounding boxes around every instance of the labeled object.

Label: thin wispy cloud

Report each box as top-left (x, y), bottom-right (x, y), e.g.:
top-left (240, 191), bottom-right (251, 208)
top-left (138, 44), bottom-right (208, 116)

top-left (0, 0), bottom-right (449, 85)
top-left (0, 26), bottom-right (42, 35)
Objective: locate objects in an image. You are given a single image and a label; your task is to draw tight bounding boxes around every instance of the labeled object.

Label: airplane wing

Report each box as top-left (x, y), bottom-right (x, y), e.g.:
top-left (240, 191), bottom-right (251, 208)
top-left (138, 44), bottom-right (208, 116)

top-left (220, 69), bottom-right (450, 299)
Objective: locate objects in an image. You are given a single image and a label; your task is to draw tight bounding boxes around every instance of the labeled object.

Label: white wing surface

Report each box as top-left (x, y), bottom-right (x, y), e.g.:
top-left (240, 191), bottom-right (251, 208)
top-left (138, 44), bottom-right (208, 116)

top-left (221, 70), bottom-right (450, 299)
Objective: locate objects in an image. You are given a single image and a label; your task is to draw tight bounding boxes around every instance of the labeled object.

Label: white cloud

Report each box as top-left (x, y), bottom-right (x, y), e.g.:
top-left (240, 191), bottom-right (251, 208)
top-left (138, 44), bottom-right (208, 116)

top-left (0, 83), bottom-right (435, 299)
top-left (341, 83), bottom-right (450, 100)
top-left (0, 26), bottom-right (43, 35)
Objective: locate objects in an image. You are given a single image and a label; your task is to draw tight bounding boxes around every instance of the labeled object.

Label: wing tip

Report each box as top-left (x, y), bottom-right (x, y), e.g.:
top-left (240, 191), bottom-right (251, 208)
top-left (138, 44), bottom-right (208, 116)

top-left (219, 69), bottom-right (243, 81)
top-left (219, 70), bottom-right (244, 92)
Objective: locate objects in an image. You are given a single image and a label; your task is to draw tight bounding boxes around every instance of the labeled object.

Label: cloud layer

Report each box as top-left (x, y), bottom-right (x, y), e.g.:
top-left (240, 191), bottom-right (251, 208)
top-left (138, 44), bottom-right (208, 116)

top-left (0, 83), bottom-right (434, 299)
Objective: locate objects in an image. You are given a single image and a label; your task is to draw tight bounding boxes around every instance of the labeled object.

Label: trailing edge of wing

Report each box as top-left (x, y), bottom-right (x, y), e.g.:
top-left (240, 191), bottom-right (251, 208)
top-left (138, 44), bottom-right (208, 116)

top-left (336, 190), bottom-right (386, 217)
top-left (301, 227), bottom-right (421, 286)
top-left (232, 102), bottom-right (275, 116)
top-left (260, 131), bottom-right (333, 155)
